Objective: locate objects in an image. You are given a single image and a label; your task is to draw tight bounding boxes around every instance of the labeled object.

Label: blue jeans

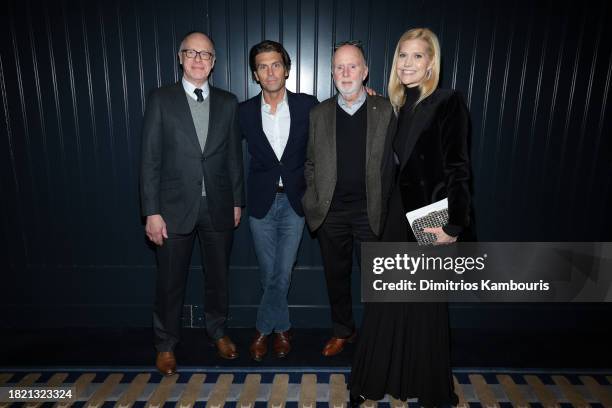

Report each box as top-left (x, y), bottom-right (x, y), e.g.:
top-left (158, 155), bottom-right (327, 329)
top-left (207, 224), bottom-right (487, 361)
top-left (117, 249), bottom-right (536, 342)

top-left (249, 193), bottom-right (305, 335)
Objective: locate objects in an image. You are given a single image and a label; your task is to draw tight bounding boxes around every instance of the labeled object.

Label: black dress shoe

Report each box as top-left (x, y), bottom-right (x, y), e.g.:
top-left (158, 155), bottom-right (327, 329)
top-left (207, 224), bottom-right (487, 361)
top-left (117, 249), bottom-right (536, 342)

top-left (349, 393), bottom-right (366, 407)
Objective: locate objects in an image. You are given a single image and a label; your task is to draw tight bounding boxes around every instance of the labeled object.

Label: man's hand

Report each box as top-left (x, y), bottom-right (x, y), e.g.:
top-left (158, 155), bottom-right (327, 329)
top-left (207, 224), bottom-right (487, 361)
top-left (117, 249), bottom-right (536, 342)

top-left (365, 86), bottom-right (378, 96)
top-left (234, 207), bottom-right (242, 227)
top-left (146, 214), bottom-right (168, 246)
top-left (422, 227), bottom-right (457, 245)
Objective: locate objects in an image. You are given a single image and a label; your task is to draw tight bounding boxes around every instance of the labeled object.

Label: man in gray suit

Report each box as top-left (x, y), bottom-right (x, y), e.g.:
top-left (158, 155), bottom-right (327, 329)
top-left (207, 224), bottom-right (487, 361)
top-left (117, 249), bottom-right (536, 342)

top-left (302, 41), bottom-right (396, 357)
top-left (140, 31), bottom-right (245, 375)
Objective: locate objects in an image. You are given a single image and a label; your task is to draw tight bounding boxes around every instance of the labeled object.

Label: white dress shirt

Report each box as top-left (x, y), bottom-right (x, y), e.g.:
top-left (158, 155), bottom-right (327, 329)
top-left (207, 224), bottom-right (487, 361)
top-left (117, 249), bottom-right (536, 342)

top-left (182, 77), bottom-right (210, 101)
top-left (261, 90), bottom-right (291, 186)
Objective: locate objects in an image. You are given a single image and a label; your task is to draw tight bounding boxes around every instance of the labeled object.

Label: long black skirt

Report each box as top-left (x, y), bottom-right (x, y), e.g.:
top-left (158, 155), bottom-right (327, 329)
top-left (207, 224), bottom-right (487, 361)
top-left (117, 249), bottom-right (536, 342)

top-left (349, 302), bottom-right (458, 406)
top-left (348, 185), bottom-right (458, 406)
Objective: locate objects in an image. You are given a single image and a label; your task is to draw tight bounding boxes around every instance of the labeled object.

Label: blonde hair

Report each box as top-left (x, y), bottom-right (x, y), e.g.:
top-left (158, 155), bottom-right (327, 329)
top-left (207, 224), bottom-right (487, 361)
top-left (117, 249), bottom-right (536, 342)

top-left (388, 28), bottom-right (441, 111)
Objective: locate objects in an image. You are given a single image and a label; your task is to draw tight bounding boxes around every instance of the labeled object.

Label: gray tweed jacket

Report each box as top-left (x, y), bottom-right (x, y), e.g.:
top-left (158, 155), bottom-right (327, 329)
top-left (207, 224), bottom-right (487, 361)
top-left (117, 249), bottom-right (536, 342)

top-left (302, 94), bottom-right (397, 235)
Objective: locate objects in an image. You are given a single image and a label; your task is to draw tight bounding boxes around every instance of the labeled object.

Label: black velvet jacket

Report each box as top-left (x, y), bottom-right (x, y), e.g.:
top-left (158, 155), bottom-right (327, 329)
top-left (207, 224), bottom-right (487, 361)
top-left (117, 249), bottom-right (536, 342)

top-left (396, 88), bottom-right (471, 236)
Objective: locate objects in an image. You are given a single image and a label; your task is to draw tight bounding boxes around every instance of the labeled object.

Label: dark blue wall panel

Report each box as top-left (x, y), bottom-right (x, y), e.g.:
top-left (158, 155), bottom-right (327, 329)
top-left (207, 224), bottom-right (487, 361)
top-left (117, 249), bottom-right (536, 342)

top-left (0, 0), bottom-right (611, 328)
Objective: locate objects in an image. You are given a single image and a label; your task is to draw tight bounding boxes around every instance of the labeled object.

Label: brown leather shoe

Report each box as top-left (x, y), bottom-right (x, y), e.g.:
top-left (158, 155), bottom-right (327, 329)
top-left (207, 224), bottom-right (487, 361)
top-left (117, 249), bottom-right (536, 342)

top-left (322, 331), bottom-right (357, 357)
top-left (273, 331), bottom-right (292, 358)
top-left (155, 351), bottom-right (177, 376)
top-left (215, 335), bottom-right (239, 360)
top-left (249, 330), bottom-right (268, 362)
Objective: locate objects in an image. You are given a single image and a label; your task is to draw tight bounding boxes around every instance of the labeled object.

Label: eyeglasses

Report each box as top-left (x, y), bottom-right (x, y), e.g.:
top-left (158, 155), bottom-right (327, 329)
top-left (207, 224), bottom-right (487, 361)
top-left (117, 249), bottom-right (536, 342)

top-left (181, 49), bottom-right (215, 60)
top-left (334, 40), bottom-right (364, 51)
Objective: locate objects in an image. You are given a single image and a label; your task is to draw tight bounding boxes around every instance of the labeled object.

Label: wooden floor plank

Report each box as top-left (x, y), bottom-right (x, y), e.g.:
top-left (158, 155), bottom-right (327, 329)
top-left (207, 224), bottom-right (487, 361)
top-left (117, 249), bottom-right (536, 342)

top-left (145, 375), bottom-right (178, 408)
top-left (85, 373), bottom-right (123, 408)
top-left (177, 373), bottom-right (206, 408)
top-left (24, 373), bottom-right (69, 408)
top-left (267, 374), bottom-right (289, 408)
top-left (43, 373), bottom-right (69, 387)
top-left (496, 374), bottom-right (529, 408)
top-left (453, 376), bottom-right (469, 408)
top-left (13, 373), bottom-right (41, 387)
top-left (328, 374), bottom-right (346, 408)
top-left (298, 374), bottom-right (317, 408)
top-left (552, 375), bottom-right (589, 408)
top-left (580, 375), bottom-right (612, 407)
top-left (114, 373), bottom-right (150, 408)
top-left (0, 373), bottom-right (41, 408)
top-left (0, 374), bottom-right (13, 385)
top-left (56, 373), bottom-right (96, 408)
top-left (236, 374), bottom-right (261, 408)
top-left (525, 375), bottom-right (559, 408)
top-left (206, 373), bottom-right (234, 408)
top-left (468, 374), bottom-right (499, 408)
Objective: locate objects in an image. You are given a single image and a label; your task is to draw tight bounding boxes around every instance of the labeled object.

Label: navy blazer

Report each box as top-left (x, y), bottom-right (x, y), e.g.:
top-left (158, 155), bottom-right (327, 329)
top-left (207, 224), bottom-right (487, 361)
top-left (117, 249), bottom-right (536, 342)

top-left (239, 90), bottom-right (318, 218)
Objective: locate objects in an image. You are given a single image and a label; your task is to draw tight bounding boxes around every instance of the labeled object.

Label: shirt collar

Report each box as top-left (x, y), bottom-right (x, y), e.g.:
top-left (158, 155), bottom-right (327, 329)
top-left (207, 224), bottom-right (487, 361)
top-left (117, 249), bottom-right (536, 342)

top-left (337, 87), bottom-right (366, 109)
top-left (261, 88), bottom-right (288, 113)
top-left (182, 77), bottom-right (210, 101)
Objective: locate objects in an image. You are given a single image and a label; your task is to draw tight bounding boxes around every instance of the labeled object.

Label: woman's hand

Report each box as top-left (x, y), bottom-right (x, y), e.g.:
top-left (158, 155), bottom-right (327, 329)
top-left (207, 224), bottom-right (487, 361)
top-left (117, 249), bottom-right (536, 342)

top-left (422, 227), bottom-right (457, 244)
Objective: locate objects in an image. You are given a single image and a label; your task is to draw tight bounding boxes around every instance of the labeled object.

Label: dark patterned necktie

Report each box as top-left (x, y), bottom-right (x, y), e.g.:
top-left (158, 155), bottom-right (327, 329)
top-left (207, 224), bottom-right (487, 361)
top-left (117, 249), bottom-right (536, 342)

top-left (194, 88), bottom-right (204, 102)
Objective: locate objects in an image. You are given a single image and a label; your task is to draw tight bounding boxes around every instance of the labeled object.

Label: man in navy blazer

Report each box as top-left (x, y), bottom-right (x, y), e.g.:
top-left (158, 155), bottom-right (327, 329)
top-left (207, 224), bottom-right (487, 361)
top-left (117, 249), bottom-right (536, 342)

top-left (239, 40), bottom-right (318, 361)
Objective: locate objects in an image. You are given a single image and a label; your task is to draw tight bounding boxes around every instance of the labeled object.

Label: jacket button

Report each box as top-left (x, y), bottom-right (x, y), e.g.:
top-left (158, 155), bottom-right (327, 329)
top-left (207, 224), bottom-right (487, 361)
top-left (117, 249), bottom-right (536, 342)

top-left (419, 154), bottom-right (425, 160)
top-left (197, 181), bottom-right (202, 186)
top-left (419, 180), bottom-right (425, 186)
top-left (279, 161), bottom-right (283, 166)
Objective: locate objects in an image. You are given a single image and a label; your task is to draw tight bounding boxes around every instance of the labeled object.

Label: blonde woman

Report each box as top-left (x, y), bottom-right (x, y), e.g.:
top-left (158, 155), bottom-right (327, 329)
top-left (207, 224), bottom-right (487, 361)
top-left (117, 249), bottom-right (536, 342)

top-left (349, 28), bottom-right (471, 407)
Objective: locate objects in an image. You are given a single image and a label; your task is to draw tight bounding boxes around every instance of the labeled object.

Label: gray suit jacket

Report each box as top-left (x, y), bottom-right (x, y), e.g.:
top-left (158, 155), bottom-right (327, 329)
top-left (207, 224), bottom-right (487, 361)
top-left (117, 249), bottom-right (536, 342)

top-left (302, 94), bottom-right (396, 235)
top-left (140, 82), bottom-right (245, 233)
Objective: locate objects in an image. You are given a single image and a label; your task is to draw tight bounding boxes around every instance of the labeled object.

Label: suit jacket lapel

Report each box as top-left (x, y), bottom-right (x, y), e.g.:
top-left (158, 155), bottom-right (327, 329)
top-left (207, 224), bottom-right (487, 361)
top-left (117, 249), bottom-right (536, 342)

top-left (280, 90), bottom-right (296, 161)
top-left (366, 95), bottom-right (383, 168)
top-left (399, 97), bottom-right (433, 171)
top-left (171, 82), bottom-right (202, 153)
top-left (324, 97), bottom-right (337, 162)
top-left (203, 86), bottom-right (219, 157)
